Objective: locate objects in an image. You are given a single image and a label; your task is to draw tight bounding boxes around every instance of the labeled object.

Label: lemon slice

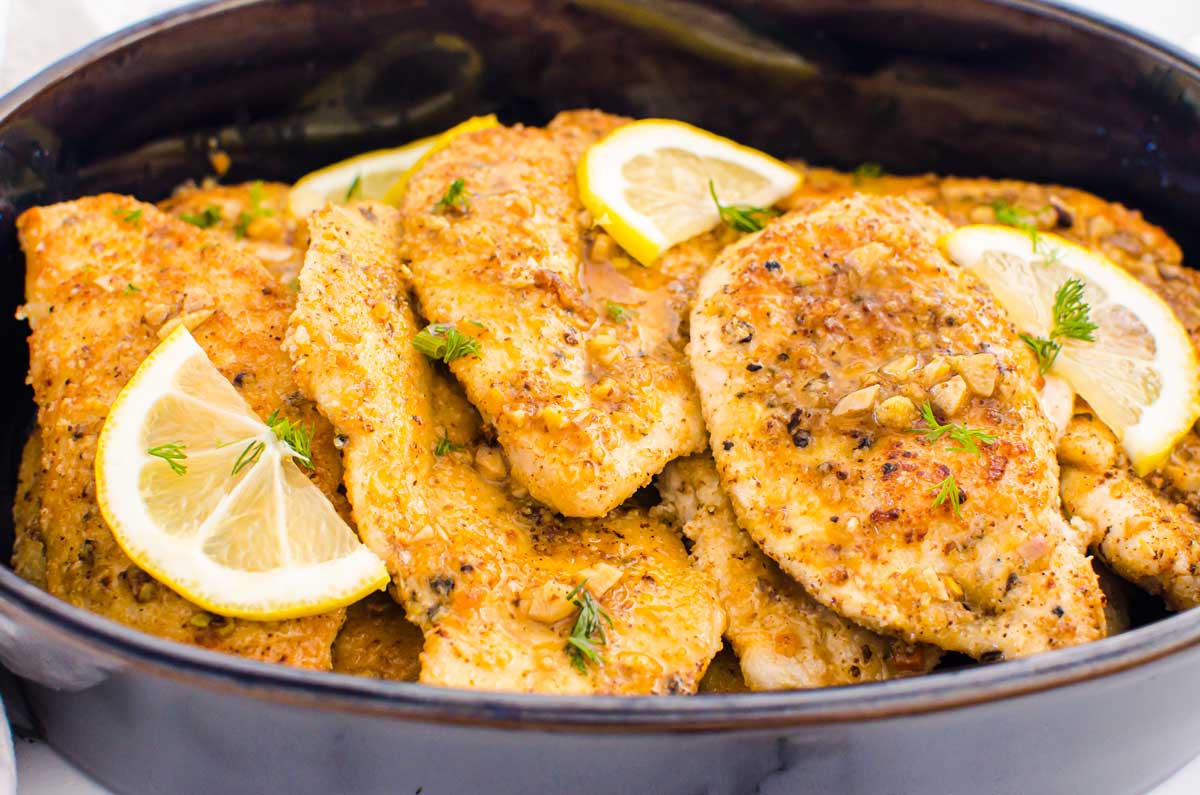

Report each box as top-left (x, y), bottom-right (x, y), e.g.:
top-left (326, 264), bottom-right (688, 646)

top-left (943, 225), bottom-right (1200, 474)
top-left (95, 326), bottom-right (388, 620)
top-left (381, 114), bottom-right (500, 204)
top-left (578, 119), bottom-right (800, 266)
top-left (288, 137), bottom-right (438, 218)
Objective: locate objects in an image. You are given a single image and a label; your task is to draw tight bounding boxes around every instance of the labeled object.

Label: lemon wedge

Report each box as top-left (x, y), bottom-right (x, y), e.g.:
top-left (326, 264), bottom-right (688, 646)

top-left (578, 119), bottom-right (800, 266)
top-left (95, 326), bottom-right (388, 620)
top-left (381, 114), bottom-right (500, 204)
top-left (288, 136), bottom-right (437, 218)
top-left (943, 225), bottom-right (1200, 475)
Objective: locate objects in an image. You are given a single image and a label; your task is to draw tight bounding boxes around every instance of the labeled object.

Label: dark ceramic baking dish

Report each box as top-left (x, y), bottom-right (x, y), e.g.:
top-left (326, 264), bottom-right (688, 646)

top-left (3, 1), bottom-right (1200, 793)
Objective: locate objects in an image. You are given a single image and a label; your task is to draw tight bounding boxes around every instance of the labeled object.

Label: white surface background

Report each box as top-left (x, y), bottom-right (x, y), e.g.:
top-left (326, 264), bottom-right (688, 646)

top-left (3, 0), bottom-right (1200, 793)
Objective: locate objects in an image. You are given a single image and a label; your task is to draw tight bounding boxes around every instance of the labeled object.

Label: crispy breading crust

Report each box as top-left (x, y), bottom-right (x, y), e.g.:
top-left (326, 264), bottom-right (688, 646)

top-left (287, 202), bottom-right (724, 693)
top-left (332, 594), bottom-right (423, 681)
top-left (691, 195), bottom-right (1106, 659)
top-left (17, 195), bottom-right (345, 668)
top-left (12, 431), bottom-right (47, 589)
top-left (658, 455), bottom-right (939, 689)
top-left (398, 114), bottom-right (707, 517)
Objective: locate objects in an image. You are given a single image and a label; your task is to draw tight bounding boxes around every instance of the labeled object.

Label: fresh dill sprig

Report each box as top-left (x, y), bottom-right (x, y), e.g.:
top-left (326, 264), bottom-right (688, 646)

top-left (234, 181), bottom-right (274, 238)
top-left (113, 207), bottom-right (143, 227)
top-left (931, 474), bottom-right (964, 519)
top-left (180, 205), bottom-right (222, 229)
top-left (267, 410), bottom-right (314, 470)
top-left (708, 180), bottom-right (781, 233)
top-left (124, 283), bottom-right (141, 294)
top-left (908, 401), bottom-right (998, 457)
top-left (412, 323), bottom-right (481, 363)
top-left (853, 162), bottom-right (883, 185)
top-left (433, 178), bottom-right (470, 214)
top-left (231, 440), bottom-right (265, 476)
top-left (434, 430), bottom-right (463, 457)
top-left (147, 442), bottom-right (188, 475)
top-left (1020, 277), bottom-right (1098, 373)
top-left (991, 200), bottom-right (1035, 234)
top-left (565, 579), bottom-right (614, 675)
top-left (605, 301), bottom-right (632, 323)
top-left (344, 175), bottom-right (363, 202)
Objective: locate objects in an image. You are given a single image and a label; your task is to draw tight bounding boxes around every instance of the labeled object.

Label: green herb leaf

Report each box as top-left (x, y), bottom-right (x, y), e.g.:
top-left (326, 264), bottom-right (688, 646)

top-left (231, 440), bottom-right (265, 476)
top-left (908, 401), bottom-right (998, 457)
top-left (147, 442), bottom-right (188, 475)
top-left (434, 430), bottom-right (463, 457)
top-left (605, 301), bottom-right (632, 323)
top-left (853, 162), bottom-right (883, 185)
top-left (267, 410), bottom-right (314, 470)
top-left (344, 174), bottom-right (363, 202)
top-left (434, 178), bottom-right (470, 214)
top-left (1019, 277), bottom-right (1097, 374)
top-left (113, 207), bottom-right (143, 227)
top-left (565, 579), bottom-right (614, 674)
top-left (234, 181), bottom-right (274, 238)
top-left (708, 179), bottom-right (781, 233)
top-left (991, 200), bottom-right (1035, 234)
top-left (931, 474), bottom-right (964, 519)
top-left (412, 323), bottom-right (481, 363)
top-left (180, 205), bottom-right (222, 229)
top-left (124, 283), bottom-right (141, 294)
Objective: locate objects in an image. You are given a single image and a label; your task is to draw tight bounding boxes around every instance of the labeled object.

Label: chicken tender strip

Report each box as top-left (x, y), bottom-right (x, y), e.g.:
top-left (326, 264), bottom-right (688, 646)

top-left (1060, 408), bottom-right (1200, 609)
top-left (332, 594), bottom-right (423, 681)
top-left (159, 180), bottom-right (307, 285)
top-left (691, 195), bottom-right (1106, 659)
top-left (12, 431), bottom-right (47, 589)
top-left (17, 196), bottom-right (345, 668)
top-left (398, 114), bottom-right (707, 517)
top-left (657, 455), bottom-right (939, 689)
top-left (287, 203), bottom-right (724, 693)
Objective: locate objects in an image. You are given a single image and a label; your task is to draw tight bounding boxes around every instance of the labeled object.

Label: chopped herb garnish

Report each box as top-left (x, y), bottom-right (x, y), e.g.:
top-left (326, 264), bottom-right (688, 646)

top-left (147, 442), bottom-right (187, 475)
top-left (113, 207), bottom-right (143, 227)
top-left (286, 277), bottom-right (301, 292)
top-left (180, 205), bottom-right (222, 229)
top-left (708, 179), bottom-right (781, 233)
top-left (908, 401), bottom-right (997, 457)
top-left (853, 162), bottom-right (883, 185)
top-left (931, 474), bottom-right (964, 519)
top-left (231, 440), bottom-right (266, 476)
top-left (434, 430), bottom-right (463, 456)
top-left (234, 181), bottom-right (274, 238)
top-left (124, 283), bottom-right (141, 294)
top-left (565, 579), bottom-right (613, 674)
top-left (1020, 277), bottom-right (1098, 374)
top-left (433, 178), bottom-right (470, 214)
top-left (605, 301), bottom-right (632, 323)
top-left (991, 200), bottom-right (1035, 234)
top-left (344, 175), bottom-right (363, 202)
top-left (412, 323), bottom-right (481, 363)
top-left (267, 409), bottom-right (314, 470)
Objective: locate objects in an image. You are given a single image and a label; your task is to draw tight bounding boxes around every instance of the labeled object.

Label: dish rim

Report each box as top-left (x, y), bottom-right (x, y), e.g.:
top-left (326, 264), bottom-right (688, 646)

top-left (3, 0), bottom-right (1200, 731)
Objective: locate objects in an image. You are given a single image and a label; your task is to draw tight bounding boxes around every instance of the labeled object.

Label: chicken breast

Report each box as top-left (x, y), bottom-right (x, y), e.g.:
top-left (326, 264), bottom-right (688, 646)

top-left (790, 166), bottom-right (1200, 609)
top-left (158, 180), bottom-right (307, 284)
top-left (657, 455), bottom-right (939, 689)
top-left (287, 202), bottom-right (724, 693)
top-left (398, 113), bottom-right (707, 517)
top-left (17, 196), bottom-right (346, 668)
top-left (12, 431), bottom-right (47, 589)
top-left (1059, 407), bottom-right (1200, 609)
top-left (690, 195), bottom-right (1106, 659)
top-left (332, 594), bottom-right (424, 681)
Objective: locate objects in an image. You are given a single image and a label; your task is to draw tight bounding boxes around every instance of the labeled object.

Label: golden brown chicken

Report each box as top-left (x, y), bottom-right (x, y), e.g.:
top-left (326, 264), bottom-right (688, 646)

top-left (12, 432), bottom-right (46, 589)
top-left (690, 195), bottom-right (1107, 659)
top-left (17, 196), bottom-right (346, 668)
top-left (332, 595), bottom-right (424, 681)
top-left (657, 455), bottom-right (939, 689)
top-left (286, 202), bottom-right (724, 693)
top-left (397, 112), bottom-right (707, 517)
